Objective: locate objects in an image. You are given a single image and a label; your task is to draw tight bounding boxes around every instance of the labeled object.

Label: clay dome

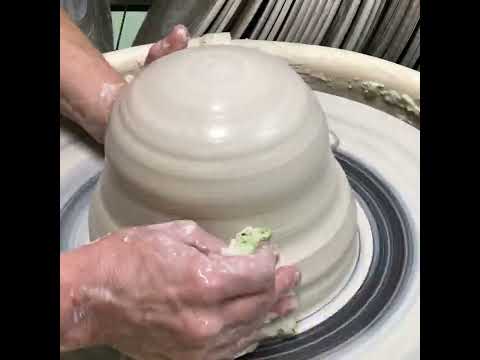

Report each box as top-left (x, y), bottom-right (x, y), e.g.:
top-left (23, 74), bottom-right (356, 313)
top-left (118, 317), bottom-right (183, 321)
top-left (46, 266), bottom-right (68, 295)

top-left (89, 45), bottom-right (358, 319)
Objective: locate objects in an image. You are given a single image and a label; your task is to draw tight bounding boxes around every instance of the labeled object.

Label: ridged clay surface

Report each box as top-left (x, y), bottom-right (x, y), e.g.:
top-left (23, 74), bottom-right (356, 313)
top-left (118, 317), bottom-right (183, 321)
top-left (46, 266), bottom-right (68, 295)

top-left (89, 45), bottom-right (358, 319)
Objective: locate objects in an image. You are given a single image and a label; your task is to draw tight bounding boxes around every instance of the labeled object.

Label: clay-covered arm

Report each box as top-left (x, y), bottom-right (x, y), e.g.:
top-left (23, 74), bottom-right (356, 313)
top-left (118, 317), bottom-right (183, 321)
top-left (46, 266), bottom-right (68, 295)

top-left (60, 8), bottom-right (125, 143)
top-left (60, 244), bottom-right (105, 351)
top-left (60, 8), bottom-right (190, 143)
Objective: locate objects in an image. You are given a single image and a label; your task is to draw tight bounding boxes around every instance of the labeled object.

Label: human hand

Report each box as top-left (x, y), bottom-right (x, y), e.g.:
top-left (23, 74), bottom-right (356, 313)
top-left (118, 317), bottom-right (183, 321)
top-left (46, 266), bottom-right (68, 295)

top-left (91, 24), bottom-right (191, 143)
top-left (60, 221), bottom-right (300, 360)
top-left (60, 16), bottom-right (190, 144)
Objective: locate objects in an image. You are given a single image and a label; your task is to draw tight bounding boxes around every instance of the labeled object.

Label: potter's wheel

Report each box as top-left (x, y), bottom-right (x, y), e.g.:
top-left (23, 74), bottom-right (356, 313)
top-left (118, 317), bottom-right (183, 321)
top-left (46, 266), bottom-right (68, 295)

top-left (61, 88), bottom-right (419, 360)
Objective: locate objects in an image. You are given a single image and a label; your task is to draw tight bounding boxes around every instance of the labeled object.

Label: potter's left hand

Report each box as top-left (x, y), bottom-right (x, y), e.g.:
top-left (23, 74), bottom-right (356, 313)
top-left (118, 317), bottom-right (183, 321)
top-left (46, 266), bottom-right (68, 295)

top-left (60, 7), bottom-right (190, 143)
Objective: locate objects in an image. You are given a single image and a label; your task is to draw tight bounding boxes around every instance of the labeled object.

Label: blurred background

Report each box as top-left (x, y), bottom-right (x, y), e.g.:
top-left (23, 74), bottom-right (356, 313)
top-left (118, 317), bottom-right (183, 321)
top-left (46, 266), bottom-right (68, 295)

top-left (60, 0), bottom-right (419, 70)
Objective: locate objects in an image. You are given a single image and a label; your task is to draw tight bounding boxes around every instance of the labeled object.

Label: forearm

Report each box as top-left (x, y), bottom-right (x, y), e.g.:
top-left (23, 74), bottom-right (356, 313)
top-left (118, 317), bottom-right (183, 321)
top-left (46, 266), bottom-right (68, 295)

top-left (60, 248), bottom-right (104, 351)
top-left (60, 8), bottom-right (125, 142)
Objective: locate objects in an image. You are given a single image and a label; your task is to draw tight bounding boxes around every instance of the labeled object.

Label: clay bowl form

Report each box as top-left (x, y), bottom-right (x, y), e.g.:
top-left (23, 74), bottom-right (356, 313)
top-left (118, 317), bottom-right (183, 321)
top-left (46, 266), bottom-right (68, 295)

top-left (89, 45), bottom-right (359, 323)
top-left (60, 34), bottom-right (419, 360)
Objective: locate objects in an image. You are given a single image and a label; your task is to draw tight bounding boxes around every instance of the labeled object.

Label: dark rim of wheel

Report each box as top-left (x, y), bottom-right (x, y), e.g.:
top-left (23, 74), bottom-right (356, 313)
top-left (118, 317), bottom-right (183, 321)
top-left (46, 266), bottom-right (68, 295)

top-left (242, 151), bottom-right (413, 359)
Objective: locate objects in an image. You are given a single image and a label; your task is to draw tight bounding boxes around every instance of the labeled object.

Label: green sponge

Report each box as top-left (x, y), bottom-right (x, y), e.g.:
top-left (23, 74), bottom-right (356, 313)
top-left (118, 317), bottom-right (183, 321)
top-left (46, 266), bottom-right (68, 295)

top-left (222, 226), bottom-right (272, 256)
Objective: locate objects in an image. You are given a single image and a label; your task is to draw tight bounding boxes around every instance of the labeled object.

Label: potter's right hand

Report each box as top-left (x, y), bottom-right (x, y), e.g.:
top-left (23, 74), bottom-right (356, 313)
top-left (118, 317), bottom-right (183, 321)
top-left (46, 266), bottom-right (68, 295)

top-left (60, 221), bottom-right (300, 360)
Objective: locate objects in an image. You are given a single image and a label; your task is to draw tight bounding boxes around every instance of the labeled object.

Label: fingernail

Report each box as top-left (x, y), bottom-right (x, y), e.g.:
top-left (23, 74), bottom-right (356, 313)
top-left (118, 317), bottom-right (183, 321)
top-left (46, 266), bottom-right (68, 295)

top-left (173, 24), bottom-right (190, 41)
top-left (294, 271), bottom-right (302, 287)
top-left (264, 312), bottom-right (279, 323)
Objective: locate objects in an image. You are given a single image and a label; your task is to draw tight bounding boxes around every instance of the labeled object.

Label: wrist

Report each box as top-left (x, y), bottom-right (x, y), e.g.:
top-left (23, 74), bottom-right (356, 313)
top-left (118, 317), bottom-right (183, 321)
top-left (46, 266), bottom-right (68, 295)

top-left (60, 245), bottom-right (108, 351)
top-left (60, 9), bottom-right (127, 143)
top-left (60, 79), bottom-right (126, 144)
